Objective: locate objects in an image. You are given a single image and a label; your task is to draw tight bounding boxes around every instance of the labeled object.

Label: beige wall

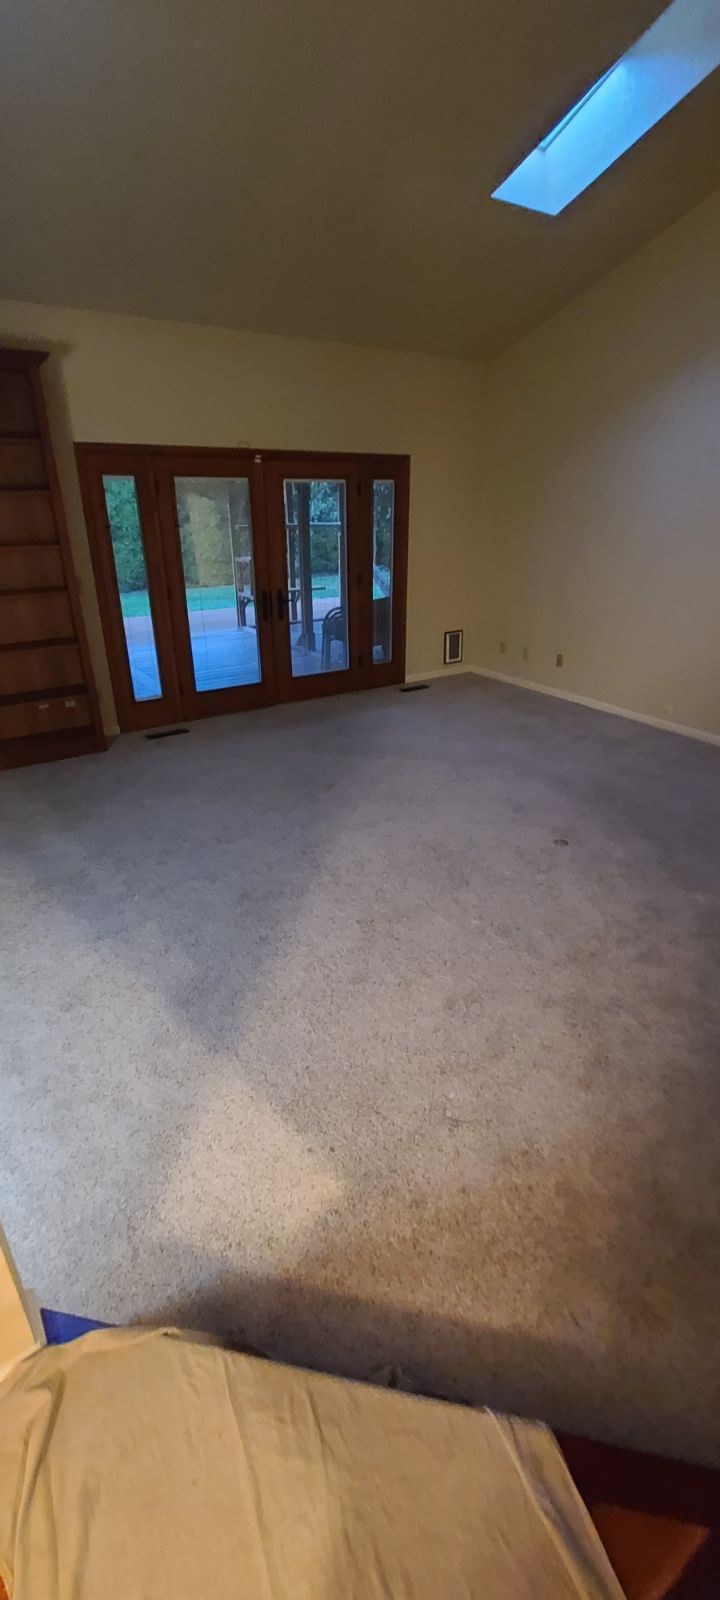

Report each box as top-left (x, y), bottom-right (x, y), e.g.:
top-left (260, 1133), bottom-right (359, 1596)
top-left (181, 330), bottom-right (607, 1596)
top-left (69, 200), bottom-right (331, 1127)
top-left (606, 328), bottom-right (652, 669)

top-left (0, 300), bottom-right (488, 731)
top-left (481, 187), bottom-right (720, 738)
top-left (5, 186), bottom-right (720, 745)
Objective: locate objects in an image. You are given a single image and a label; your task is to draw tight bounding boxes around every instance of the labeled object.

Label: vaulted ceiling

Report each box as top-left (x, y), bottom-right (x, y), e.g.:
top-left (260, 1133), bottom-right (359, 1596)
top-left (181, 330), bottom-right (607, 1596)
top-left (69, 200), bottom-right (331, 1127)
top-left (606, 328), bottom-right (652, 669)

top-left (2, 0), bottom-right (720, 359)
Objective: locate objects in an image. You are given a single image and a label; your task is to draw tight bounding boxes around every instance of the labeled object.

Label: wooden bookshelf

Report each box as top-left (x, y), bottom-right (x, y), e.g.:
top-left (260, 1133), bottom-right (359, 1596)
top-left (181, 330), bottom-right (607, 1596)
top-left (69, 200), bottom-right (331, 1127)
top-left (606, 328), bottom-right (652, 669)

top-left (0, 349), bottom-right (106, 769)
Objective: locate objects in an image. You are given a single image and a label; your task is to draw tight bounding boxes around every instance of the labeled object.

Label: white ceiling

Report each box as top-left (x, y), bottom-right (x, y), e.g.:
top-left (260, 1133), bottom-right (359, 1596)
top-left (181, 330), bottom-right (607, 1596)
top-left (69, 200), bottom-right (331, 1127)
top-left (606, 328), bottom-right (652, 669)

top-left (2, 0), bottom-right (720, 359)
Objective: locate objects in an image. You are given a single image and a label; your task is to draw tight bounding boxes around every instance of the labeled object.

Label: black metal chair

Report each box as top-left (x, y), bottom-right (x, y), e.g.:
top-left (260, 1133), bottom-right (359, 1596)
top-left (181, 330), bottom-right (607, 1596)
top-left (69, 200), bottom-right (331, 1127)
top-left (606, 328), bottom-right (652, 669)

top-left (233, 555), bottom-right (255, 627)
top-left (321, 606), bottom-right (346, 670)
top-left (373, 596), bottom-right (391, 661)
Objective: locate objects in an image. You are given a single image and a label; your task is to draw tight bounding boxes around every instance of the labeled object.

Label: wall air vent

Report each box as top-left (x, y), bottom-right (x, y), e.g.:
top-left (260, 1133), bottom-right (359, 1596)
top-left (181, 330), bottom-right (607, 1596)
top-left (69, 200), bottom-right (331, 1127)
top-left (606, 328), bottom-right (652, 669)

top-left (444, 629), bottom-right (463, 665)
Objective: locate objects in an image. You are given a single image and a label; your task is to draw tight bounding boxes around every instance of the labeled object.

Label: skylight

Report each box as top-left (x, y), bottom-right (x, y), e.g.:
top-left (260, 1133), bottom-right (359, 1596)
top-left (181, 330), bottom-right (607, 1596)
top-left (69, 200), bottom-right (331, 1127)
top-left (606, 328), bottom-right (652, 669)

top-left (492, 0), bottom-right (720, 216)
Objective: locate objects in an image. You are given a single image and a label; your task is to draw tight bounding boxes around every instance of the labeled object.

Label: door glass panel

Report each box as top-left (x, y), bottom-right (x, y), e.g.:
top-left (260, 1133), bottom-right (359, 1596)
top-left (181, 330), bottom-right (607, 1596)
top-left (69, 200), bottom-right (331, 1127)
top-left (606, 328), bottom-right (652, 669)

top-left (101, 474), bottom-right (162, 702)
top-left (372, 479), bottom-right (394, 665)
top-left (173, 477), bottom-right (261, 691)
top-left (283, 479), bottom-right (348, 677)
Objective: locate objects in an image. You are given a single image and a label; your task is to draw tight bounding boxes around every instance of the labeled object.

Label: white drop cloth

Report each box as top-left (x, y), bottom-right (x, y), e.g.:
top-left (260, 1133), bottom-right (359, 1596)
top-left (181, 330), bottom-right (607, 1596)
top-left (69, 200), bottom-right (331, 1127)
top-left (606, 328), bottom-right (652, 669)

top-left (0, 1328), bottom-right (623, 1599)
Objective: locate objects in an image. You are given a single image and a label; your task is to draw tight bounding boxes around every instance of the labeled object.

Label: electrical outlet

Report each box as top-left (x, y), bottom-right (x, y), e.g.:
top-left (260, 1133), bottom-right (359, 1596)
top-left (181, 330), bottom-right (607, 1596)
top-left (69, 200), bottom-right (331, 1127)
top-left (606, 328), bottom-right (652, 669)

top-left (499, 640), bottom-right (507, 655)
top-left (556, 652), bottom-right (564, 668)
top-left (522, 646), bottom-right (530, 661)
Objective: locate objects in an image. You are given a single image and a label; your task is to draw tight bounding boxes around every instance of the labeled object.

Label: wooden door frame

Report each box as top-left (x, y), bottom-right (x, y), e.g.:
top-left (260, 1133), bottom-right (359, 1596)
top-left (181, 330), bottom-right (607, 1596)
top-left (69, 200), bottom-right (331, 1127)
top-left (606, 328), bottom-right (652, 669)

top-left (262, 455), bottom-right (365, 704)
top-left (151, 450), bottom-right (277, 721)
top-left (76, 447), bottom-right (183, 731)
top-left (76, 443), bottom-right (410, 728)
top-left (359, 454), bottom-right (410, 690)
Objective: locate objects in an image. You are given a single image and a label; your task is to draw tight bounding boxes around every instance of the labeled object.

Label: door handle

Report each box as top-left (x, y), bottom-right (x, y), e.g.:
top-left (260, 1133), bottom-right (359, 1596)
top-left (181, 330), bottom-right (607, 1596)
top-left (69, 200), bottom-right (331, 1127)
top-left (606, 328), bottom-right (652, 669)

top-left (276, 588), bottom-right (286, 622)
top-left (260, 589), bottom-right (271, 623)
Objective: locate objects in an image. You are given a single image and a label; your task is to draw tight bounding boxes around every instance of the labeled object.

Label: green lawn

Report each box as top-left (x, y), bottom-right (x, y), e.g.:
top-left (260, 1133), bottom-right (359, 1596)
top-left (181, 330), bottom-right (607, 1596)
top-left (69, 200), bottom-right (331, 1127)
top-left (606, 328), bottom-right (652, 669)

top-left (120, 585), bottom-right (233, 617)
top-left (120, 580), bottom-right (341, 618)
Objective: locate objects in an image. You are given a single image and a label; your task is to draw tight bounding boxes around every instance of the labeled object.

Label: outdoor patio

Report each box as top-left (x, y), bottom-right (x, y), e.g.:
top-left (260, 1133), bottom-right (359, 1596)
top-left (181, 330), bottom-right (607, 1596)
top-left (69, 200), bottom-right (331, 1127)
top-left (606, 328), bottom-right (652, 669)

top-left (123, 596), bottom-right (345, 700)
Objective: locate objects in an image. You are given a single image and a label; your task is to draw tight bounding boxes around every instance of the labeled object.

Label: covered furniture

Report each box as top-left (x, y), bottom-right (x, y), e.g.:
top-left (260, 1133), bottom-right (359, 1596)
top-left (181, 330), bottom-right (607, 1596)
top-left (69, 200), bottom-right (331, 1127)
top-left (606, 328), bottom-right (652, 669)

top-left (0, 1326), bottom-right (623, 1600)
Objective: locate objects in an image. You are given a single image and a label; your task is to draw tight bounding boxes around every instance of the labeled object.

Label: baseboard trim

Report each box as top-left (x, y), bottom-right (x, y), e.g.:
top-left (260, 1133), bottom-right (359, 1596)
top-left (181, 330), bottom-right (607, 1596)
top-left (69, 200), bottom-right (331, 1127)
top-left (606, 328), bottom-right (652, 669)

top-left (404, 664), bottom-right (474, 684)
top-left (473, 668), bottom-right (720, 749)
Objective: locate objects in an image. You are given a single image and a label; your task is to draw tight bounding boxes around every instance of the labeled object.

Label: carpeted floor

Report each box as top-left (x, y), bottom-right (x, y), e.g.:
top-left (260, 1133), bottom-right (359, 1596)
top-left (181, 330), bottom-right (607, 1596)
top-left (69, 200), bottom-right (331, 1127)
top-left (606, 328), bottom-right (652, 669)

top-left (2, 675), bottom-right (719, 1463)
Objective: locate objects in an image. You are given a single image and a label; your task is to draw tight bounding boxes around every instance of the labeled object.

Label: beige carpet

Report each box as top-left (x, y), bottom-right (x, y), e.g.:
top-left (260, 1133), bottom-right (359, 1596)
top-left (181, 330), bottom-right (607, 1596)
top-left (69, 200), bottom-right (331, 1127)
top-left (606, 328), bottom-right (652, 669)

top-left (1, 676), bottom-right (719, 1464)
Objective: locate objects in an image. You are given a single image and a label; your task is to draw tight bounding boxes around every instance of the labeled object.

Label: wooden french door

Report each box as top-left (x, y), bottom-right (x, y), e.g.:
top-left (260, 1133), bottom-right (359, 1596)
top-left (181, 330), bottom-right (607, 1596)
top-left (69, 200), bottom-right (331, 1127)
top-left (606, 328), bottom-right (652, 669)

top-left (77, 446), bottom-right (409, 731)
top-left (77, 449), bottom-right (182, 731)
top-left (263, 459), bottom-right (362, 703)
top-left (154, 452), bottom-right (276, 721)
